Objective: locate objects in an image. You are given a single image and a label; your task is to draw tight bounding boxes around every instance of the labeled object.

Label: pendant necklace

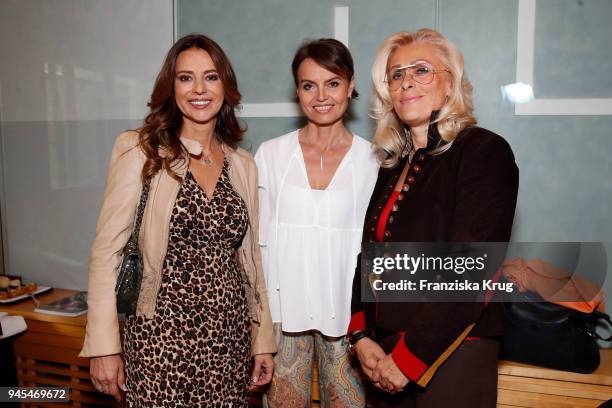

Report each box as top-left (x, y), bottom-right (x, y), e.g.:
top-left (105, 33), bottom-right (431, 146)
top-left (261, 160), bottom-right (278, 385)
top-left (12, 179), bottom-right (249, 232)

top-left (199, 140), bottom-right (215, 167)
top-left (201, 151), bottom-right (213, 166)
top-left (319, 142), bottom-right (335, 170)
top-left (300, 128), bottom-right (347, 170)
top-left (318, 135), bottom-right (343, 170)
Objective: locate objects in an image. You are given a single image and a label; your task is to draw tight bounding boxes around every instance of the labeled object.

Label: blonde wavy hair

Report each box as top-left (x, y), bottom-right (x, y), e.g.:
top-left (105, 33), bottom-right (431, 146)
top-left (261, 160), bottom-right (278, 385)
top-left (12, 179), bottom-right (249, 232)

top-left (371, 29), bottom-right (477, 168)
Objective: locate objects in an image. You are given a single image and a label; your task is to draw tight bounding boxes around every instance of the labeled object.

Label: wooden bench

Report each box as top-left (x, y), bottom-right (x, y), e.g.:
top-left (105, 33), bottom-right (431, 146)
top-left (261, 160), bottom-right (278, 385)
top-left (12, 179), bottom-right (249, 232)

top-left (497, 353), bottom-right (612, 407)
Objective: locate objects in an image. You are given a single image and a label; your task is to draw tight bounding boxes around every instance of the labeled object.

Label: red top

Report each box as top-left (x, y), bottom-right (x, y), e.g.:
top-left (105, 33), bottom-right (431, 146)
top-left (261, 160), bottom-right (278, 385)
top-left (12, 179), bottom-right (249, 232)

top-left (376, 190), bottom-right (400, 242)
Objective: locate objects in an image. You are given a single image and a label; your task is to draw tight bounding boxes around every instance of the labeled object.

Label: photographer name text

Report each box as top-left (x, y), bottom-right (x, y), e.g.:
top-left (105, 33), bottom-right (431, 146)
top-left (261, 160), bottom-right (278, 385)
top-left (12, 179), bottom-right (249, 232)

top-left (371, 279), bottom-right (514, 293)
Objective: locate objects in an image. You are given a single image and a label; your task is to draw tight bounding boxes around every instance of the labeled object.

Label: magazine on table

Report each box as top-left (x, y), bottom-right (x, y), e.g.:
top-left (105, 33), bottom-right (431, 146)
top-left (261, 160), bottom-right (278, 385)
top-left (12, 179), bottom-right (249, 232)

top-left (34, 291), bottom-right (88, 317)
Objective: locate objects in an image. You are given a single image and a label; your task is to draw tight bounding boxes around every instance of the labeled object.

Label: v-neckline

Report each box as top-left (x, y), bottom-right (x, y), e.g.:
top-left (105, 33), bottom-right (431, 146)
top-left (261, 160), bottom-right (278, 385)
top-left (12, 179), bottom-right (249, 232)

top-left (296, 133), bottom-right (355, 192)
top-left (189, 158), bottom-right (225, 201)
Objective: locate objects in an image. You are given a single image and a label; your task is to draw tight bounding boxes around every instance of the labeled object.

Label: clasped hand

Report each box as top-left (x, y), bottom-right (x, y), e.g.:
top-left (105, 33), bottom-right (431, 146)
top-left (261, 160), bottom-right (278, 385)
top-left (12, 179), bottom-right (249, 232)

top-left (354, 337), bottom-right (409, 393)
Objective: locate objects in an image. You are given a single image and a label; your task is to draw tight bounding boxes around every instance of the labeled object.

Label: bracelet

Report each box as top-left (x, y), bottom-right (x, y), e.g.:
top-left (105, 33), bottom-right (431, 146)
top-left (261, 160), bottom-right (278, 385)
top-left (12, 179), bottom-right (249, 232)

top-left (347, 330), bottom-right (369, 353)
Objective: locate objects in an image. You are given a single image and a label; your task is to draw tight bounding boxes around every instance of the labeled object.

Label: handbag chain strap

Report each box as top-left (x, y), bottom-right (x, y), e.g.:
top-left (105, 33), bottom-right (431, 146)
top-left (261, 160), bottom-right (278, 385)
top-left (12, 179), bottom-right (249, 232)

top-left (127, 178), bottom-right (151, 247)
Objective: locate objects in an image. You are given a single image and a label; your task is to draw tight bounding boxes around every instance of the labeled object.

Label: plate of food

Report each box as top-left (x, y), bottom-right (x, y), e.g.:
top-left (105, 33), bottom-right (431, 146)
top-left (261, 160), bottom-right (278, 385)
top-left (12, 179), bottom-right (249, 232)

top-left (0, 275), bottom-right (51, 304)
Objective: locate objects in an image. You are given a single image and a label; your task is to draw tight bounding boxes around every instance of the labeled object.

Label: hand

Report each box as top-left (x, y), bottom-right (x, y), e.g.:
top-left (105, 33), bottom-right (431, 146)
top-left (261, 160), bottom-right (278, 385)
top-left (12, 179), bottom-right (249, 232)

top-left (353, 337), bottom-right (386, 381)
top-left (249, 353), bottom-right (274, 390)
top-left (371, 354), bottom-right (409, 394)
top-left (90, 354), bottom-right (126, 401)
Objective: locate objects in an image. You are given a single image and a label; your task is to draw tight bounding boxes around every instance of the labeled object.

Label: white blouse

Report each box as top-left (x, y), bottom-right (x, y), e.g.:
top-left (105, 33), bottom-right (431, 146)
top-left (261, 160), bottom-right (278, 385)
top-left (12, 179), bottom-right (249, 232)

top-left (255, 130), bottom-right (379, 337)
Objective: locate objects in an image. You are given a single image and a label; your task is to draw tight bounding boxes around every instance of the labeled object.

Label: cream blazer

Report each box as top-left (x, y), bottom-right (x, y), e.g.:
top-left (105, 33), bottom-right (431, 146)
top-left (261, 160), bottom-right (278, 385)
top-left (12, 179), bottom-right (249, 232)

top-left (80, 131), bottom-right (276, 358)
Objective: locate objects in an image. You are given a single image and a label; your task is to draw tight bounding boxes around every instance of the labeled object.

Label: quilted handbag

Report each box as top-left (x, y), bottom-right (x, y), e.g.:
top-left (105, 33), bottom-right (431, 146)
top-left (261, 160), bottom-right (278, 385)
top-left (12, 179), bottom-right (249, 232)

top-left (114, 179), bottom-right (150, 315)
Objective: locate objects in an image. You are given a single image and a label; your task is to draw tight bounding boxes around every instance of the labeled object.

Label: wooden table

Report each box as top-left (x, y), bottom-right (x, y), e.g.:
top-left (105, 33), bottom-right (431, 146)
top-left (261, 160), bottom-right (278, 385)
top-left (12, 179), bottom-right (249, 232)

top-left (0, 288), bottom-right (119, 407)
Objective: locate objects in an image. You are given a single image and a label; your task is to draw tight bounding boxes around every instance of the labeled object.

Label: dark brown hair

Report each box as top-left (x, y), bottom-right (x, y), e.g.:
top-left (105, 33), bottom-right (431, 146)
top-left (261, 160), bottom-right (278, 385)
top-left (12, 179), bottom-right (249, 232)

top-left (291, 38), bottom-right (359, 98)
top-left (138, 34), bottom-right (245, 182)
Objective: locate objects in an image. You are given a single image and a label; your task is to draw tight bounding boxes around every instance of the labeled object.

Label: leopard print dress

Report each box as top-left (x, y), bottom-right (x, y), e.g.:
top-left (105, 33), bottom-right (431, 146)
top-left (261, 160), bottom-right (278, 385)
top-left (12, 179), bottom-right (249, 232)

top-left (124, 158), bottom-right (251, 407)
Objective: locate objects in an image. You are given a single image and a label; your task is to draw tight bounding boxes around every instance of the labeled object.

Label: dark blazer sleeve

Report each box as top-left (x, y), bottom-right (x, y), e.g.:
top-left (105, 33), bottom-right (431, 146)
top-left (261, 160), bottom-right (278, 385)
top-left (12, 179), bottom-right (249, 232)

top-left (348, 253), bottom-right (367, 333)
top-left (392, 130), bottom-right (519, 387)
top-left (449, 130), bottom-right (519, 242)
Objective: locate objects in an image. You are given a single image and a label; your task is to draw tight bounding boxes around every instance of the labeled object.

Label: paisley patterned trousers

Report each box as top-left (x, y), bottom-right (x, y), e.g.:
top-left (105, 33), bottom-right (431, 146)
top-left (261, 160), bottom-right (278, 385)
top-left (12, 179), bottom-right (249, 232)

top-left (264, 323), bottom-right (365, 408)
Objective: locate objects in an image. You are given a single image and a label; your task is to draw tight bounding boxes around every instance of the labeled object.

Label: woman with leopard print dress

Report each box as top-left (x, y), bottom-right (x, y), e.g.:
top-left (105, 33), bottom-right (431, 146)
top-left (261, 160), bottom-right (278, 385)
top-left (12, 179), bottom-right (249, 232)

top-left (80, 34), bottom-right (276, 406)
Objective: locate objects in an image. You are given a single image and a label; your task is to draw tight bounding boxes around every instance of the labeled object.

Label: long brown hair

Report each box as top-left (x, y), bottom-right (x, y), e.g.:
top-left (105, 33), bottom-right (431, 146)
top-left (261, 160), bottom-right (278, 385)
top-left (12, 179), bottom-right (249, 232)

top-left (138, 34), bottom-right (245, 182)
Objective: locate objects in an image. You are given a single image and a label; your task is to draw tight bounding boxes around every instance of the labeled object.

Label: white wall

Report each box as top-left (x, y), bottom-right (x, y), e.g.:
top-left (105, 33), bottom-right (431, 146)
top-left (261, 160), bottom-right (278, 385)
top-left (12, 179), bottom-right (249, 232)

top-left (0, 0), bottom-right (174, 289)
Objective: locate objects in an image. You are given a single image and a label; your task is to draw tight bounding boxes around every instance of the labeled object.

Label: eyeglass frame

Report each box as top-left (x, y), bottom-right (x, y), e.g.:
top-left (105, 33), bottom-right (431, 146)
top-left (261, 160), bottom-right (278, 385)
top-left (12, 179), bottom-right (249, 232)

top-left (384, 63), bottom-right (450, 90)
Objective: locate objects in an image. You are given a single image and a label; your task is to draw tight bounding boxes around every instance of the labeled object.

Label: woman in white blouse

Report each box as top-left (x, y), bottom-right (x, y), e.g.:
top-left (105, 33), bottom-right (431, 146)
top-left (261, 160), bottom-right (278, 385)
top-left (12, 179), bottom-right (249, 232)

top-left (256, 39), bottom-right (378, 407)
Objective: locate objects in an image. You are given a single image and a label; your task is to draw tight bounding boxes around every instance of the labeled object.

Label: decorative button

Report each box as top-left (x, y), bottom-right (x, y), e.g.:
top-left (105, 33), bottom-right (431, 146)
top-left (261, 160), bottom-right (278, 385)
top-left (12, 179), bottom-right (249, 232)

top-left (392, 204), bottom-right (399, 212)
top-left (397, 193), bottom-right (404, 201)
top-left (389, 216), bottom-right (394, 224)
top-left (413, 164), bottom-right (422, 173)
top-left (402, 184), bottom-right (410, 192)
top-left (370, 227), bottom-right (375, 232)
top-left (384, 230), bottom-right (391, 237)
top-left (418, 154), bottom-right (425, 161)
top-left (407, 176), bottom-right (415, 184)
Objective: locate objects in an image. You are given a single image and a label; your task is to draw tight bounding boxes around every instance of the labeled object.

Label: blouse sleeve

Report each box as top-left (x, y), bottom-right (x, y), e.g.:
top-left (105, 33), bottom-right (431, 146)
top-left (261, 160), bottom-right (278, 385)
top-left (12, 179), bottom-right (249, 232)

top-left (254, 145), bottom-right (271, 247)
top-left (246, 154), bottom-right (277, 355)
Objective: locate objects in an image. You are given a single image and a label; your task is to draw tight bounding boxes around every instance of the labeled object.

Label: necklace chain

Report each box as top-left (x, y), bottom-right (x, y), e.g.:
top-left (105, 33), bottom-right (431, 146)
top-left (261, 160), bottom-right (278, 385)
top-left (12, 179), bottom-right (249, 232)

top-left (200, 150), bottom-right (213, 166)
top-left (300, 128), bottom-right (350, 170)
top-left (198, 139), bottom-right (217, 167)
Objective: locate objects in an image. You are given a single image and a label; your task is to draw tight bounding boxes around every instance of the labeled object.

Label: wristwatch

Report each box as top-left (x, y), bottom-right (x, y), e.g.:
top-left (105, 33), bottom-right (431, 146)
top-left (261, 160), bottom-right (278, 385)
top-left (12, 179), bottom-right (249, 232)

top-left (346, 330), bottom-right (369, 353)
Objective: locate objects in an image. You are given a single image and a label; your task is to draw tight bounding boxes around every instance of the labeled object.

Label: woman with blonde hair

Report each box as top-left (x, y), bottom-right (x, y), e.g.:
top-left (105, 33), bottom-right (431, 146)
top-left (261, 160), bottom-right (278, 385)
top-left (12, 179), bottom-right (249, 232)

top-left (346, 29), bottom-right (519, 407)
top-left (80, 34), bottom-right (275, 406)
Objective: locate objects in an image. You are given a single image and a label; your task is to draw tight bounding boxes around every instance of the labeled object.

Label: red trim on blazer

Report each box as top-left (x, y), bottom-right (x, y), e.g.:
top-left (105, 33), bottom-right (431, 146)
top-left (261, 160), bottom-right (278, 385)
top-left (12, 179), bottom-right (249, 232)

top-left (347, 311), bottom-right (366, 334)
top-left (391, 333), bottom-right (428, 382)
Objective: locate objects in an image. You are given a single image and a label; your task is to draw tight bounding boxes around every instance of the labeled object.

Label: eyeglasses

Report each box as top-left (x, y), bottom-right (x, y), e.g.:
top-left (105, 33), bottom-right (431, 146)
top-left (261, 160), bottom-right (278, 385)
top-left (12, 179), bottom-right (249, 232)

top-left (385, 63), bottom-right (449, 90)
